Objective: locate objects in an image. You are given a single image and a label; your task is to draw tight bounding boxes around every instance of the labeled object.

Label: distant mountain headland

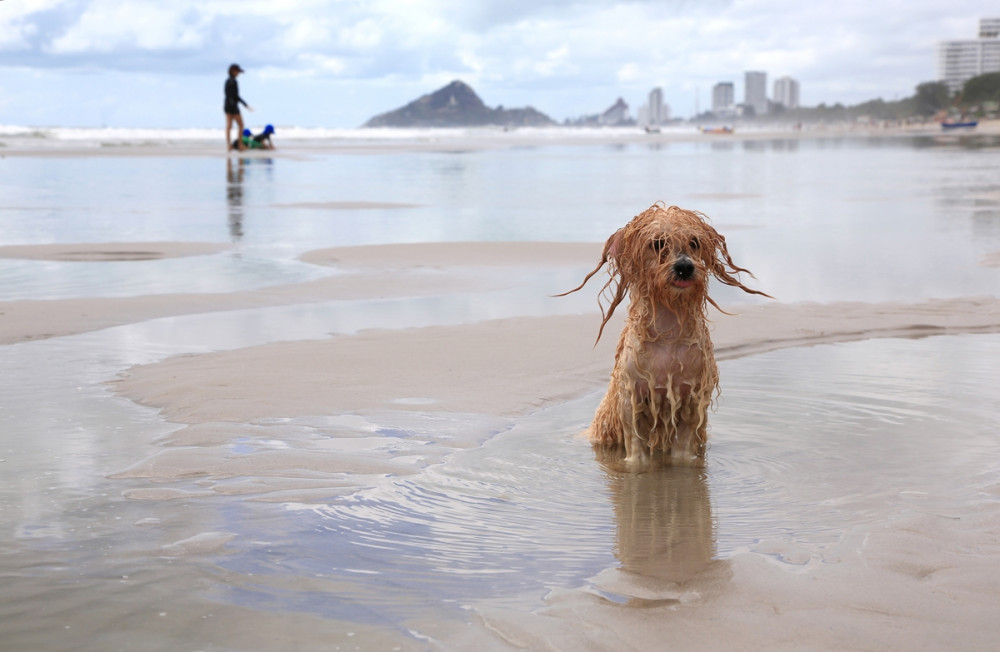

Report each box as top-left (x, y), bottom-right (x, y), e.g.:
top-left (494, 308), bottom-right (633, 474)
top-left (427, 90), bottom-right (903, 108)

top-left (362, 80), bottom-right (557, 128)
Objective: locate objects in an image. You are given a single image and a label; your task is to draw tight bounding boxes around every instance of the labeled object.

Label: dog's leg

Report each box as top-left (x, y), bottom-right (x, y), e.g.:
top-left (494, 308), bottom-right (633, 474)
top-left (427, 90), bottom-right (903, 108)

top-left (588, 328), bottom-right (634, 450)
top-left (587, 374), bottom-right (624, 449)
top-left (667, 394), bottom-right (709, 463)
top-left (622, 392), bottom-right (646, 464)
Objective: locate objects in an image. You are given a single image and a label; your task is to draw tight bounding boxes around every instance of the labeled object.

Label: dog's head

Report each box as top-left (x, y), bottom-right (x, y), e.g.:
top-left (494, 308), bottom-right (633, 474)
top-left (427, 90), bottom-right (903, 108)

top-left (559, 203), bottom-right (771, 341)
top-left (608, 204), bottom-right (718, 305)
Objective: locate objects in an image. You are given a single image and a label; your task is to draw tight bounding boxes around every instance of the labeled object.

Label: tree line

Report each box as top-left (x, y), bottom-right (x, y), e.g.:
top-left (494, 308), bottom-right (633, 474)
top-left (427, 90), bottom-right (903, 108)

top-left (773, 72), bottom-right (1000, 123)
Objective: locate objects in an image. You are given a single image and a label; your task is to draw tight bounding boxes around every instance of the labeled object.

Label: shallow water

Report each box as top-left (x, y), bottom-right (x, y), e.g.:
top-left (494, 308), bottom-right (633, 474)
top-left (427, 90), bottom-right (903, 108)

top-left (2, 135), bottom-right (1000, 303)
top-left (2, 329), bottom-right (999, 648)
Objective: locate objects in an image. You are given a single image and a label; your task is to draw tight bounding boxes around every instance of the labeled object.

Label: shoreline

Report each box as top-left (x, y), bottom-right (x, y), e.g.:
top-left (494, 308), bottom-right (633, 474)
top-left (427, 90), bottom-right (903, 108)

top-left (2, 119), bottom-right (998, 158)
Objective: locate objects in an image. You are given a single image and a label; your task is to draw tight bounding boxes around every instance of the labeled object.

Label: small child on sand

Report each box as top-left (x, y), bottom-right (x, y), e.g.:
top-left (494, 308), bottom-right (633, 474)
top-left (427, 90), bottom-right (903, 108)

top-left (231, 125), bottom-right (276, 151)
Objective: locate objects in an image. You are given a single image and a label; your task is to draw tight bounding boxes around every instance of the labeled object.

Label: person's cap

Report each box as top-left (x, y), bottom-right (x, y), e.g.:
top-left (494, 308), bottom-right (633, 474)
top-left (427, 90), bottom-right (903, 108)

top-left (242, 128), bottom-right (252, 136)
top-left (264, 124), bottom-right (275, 135)
top-left (229, 63), bottom-right (244, 73)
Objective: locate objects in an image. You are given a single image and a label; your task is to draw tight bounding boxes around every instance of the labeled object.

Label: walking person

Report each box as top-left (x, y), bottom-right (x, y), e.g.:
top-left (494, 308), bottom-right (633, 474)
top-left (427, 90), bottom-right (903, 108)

top-left (224, 63), bottom-right (253, 151)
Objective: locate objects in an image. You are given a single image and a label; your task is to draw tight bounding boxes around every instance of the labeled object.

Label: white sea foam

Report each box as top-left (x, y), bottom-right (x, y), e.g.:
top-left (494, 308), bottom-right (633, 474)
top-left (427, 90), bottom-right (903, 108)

top-left (0, 123), bottom-right (695, 148)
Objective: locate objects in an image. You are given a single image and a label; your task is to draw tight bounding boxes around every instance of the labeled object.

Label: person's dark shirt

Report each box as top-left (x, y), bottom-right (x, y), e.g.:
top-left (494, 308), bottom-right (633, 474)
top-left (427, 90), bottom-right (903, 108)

top-left (224, 77), bottom-right (247, 114)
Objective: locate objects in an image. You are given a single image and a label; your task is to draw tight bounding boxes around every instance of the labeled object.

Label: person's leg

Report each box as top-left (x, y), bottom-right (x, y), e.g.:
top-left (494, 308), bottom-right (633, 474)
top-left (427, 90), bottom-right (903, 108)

top-left (226, 114), bottom-right (235, 150)
top-left (235, 114), bottom-right (245, 150)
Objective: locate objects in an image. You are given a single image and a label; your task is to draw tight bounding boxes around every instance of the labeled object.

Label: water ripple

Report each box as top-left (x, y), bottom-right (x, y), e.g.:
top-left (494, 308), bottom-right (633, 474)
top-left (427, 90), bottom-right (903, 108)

top-left (209, 335), bottom-right (1000, 625)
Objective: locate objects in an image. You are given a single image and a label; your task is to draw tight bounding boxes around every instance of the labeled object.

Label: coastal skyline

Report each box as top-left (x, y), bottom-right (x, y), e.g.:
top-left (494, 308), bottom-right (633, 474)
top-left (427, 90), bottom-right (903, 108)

top-left (0, 1), bottom-right (990, 128)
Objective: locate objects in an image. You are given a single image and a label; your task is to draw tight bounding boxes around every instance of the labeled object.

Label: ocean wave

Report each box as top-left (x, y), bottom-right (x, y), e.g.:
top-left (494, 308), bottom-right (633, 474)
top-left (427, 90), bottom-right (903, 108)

top-left (0, 123), bottom-right (696, 146)
top-left (0, 125), bottom-right (54, 139)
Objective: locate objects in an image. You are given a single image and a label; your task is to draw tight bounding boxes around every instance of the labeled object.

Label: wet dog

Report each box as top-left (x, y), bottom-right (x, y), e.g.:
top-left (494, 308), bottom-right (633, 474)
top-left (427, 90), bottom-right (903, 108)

top-left (560, 203), bottom-right (770, 465)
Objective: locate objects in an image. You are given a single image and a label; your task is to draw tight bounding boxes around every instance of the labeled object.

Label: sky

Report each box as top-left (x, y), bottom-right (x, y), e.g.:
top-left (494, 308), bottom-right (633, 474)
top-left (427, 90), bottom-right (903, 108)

top-left (0, 0), bottom-right (991, 128)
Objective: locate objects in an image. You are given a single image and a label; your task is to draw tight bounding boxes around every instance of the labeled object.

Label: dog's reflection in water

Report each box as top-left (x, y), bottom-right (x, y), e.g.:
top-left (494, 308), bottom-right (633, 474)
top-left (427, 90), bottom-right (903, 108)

top-left (596, 448), bottom-right (722, 595)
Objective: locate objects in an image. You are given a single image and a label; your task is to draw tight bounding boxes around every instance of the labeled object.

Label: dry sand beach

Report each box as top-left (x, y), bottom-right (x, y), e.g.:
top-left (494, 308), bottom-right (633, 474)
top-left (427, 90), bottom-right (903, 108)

top-left (2, 127), bottom-right (1000, 650)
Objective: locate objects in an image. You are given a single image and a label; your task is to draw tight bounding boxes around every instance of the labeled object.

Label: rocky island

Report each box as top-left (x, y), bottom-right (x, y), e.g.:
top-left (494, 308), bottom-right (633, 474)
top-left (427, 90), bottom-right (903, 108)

top-left (363, 80), bottom-right (556, 128)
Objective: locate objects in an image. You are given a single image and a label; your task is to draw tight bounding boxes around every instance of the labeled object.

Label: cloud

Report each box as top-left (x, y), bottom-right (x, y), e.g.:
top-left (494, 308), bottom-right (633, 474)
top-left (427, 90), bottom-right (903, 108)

top-left (0, 0), bottom-right (992, 127)
top-left (337, 19), bottom-right (384, 50)
top-left (47, 1), bottom-right (206, 54)
top-left (617, 62), bottom-right (642, 83)
top-left (0, 0), bottom-right (62, 49)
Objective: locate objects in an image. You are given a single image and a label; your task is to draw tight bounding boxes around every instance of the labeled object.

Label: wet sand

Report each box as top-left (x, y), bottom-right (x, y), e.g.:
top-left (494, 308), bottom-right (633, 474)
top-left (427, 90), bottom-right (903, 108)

top-left (3, 132), bottom-right (1000, 651)
top-left (2, 238), bottom-right (999, 647)
top-left (0, 241), bottom-right (231, 262)
top-left (0, 242), bottom-right (599, 344)
top-left (4, 240), bottom-right (1000, 351)
top-left (101, 243), bottom-right (1000, 650)
top-left (112, 291), bottom-right (1000, 422)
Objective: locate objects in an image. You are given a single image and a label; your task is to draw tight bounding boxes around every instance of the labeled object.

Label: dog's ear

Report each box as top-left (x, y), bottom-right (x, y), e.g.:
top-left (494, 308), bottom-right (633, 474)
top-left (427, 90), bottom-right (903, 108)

top-left (603, 227), bottom-right (624, 263)
top-left (554, 227), bottom-right (629, 344)
top-left (554, 227), bottom-right (623, 298)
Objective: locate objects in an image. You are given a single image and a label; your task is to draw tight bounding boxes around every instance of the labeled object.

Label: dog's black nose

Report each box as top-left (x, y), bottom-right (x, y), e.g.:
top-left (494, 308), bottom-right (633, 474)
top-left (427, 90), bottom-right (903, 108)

top-left (673, 256), bottom-right (695, 280)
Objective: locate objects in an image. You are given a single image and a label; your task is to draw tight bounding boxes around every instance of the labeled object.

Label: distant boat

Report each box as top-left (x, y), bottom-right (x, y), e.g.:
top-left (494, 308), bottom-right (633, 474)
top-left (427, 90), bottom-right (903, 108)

top-left (644, 126), bottom-right (661, 134)
top-left (700, 126), bottom-right (733, 134)
top-left (941, 120), bottom-right (978, 130)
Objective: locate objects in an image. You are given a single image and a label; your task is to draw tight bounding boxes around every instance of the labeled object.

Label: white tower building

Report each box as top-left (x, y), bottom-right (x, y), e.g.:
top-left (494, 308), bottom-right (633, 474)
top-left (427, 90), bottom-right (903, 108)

top-left (937, 17), bottom-right (1000, 94)
top-left (773, 76), bottom-right (800, 109)
top-left (648, 87), bottom-right (664, 124)
top-left (640, 87), bottom-right (670, 126)
top-left (744, 71), bottom-right (768, 115)
top-left (712, 82), bottom-right (735, 114)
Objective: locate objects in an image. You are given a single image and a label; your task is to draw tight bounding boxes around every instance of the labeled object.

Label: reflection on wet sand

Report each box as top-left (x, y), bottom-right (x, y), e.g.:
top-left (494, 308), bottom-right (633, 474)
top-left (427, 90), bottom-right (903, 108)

top-left (225, 158), bottom-right (244, 241)
top-left (226, 157), bottom-right (275, 242)
top-left (596, 449), bottom-right (728, 605)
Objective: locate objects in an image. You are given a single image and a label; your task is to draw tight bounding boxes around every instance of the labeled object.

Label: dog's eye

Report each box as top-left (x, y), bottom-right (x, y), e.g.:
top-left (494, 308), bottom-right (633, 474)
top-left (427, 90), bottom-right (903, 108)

top-left (651, 238), bottom-right (666, 254)
top-left (689, 238), bottom-right (700, 251)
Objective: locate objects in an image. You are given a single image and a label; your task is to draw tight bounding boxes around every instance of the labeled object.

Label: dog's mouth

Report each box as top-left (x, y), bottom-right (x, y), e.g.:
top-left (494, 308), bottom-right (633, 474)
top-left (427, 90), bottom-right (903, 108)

top-left (670, 254), bottom-right (697, 288)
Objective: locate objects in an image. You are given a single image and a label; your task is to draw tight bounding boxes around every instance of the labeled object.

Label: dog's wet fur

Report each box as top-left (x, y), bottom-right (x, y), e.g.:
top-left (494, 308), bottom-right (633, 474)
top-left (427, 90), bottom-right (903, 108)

top-left (560, 203), bottom-right (771, 466)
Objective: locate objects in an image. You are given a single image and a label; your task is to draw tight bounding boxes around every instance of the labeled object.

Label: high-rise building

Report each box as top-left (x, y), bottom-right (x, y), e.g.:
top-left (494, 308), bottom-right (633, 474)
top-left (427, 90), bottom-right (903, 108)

top-left (938, 17), bottom-right (1000, 94)
top-left (773, 76), bottom-right (800, 109)
top-left (712, 82), bottom-right (735, 114)
top-left (637, 105), bottom-right (649, 126)
top-left (639, 87), bottom-right (670, 126)
top-left (744, 71), bottom-right (768, 115)
top-left (649, 87), bottom-right (664, 124)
